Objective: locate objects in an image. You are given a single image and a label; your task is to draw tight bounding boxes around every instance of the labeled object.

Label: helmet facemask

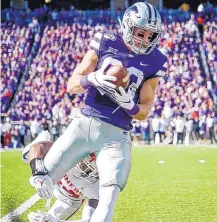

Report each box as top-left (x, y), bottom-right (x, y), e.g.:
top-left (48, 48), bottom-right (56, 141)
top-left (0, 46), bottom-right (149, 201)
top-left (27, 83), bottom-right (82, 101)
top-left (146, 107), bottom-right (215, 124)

top-left (76, 154), bottom-right (99, 179)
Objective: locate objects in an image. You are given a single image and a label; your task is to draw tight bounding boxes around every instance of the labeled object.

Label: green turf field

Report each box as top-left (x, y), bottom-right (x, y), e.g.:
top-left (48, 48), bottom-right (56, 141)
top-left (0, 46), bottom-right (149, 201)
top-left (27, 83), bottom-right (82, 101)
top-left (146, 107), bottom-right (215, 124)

top-left (1, 146), bottom-right (217, 222)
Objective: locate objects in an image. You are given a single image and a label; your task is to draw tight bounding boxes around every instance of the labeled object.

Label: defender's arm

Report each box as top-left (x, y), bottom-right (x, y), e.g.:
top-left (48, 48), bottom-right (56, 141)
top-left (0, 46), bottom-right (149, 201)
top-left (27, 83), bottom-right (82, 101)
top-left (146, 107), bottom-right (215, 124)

top-left (132, 77), bottom-right (160, 121)
top-left (29, 141), bottom-right (53, 161)
top-left (67, 49), bottom-right (98, 95)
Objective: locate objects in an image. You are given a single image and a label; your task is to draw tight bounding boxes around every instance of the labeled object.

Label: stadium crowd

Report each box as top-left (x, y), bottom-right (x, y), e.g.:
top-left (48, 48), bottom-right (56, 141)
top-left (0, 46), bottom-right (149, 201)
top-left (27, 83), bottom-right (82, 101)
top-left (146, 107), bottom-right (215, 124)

top-left (1, 6), bottom-right (217, 148)
top-left (1, 22), bottom-right (34, 113)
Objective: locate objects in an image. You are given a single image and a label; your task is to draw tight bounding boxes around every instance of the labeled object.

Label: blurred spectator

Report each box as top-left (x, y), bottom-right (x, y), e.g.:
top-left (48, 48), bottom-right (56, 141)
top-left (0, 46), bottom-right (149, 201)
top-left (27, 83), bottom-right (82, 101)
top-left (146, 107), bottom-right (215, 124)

top-left (163, 101), bottom-right (173, 119)
top-left (50, 120), bottom-right (59, 141)
top-left (197, 3), bottom-right (205, 14)
top-left (9, 136), bottom-right (22, 149)
top-left (0, 122), bottom-right (3, 147)
top-left (18, 119), bottom-right (27, 146)
top-left (140, 120), bottom-right (150, 145)
top-left (2, 117), bottom-right (12, 132)
top-left (199, 115), bottom-right (206, 142)
top-left (180, 2), bottom-right (190, 12)
top-left (184, 116), bottom-right (193, 145)
top-left (41, 117), bottom-right (49, 131)
top-left (151, 114), bottom-right (160, 144)
top-left (69, 107), bottom-right (80, 119)
top-left (131, 120), bottom-right (141, 145)
top-left (192, 116), bottom-right (200, 142)
top-left (30, 118), bottom-right (41, 140)
top-left (174, 115), bottom-right (185, 144)
top-left (206, 113), bottom-right (217, 144)
top-left (3, 131), bottom-right (12, 148)
top-left (59, 116), bottom-right (70, 135)
top-left (159, 114), bottom-right (168, 143)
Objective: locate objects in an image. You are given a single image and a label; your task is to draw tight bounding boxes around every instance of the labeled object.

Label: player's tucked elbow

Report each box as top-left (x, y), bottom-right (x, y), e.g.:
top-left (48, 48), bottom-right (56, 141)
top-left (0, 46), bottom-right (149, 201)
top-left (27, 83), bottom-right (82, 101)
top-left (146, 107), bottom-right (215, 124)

top-left (67, 74), bottom-right (86, 95)
top-left (66, 77), bottom-right (77, 94)
top-left (133, 104), bottom-right (151, 121)
top-left (67, 84), bottom-right (83, 95)
top-left (134, 113), bottom-right (147, 121)
top-left (66, 83), bottom-right (74, 94)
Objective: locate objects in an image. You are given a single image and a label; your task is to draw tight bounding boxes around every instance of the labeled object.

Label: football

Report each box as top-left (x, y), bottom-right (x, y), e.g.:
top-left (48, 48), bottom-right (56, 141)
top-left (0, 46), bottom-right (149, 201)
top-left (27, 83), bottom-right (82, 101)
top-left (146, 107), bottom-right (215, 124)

top-left (106, 65), bottom-right (130, 89)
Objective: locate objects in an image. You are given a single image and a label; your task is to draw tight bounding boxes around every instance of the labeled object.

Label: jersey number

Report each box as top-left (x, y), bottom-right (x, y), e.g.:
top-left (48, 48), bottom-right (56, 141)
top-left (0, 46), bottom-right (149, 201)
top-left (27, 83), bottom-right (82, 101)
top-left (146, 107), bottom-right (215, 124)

top-left (100, 57), bottom-right (143, 100)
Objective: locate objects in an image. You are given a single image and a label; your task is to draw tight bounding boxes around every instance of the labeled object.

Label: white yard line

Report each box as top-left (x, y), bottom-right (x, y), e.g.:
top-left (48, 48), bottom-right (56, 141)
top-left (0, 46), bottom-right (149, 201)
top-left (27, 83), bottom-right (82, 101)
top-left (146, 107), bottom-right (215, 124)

top-left (1, 193), bottom-right (40, 221)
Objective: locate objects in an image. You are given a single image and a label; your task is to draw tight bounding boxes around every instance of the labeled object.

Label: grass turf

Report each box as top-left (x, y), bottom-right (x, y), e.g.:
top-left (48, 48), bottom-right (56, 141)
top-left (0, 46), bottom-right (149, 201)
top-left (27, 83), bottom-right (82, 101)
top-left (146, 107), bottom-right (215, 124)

top-left (1, 146), bottom-right (217, 221)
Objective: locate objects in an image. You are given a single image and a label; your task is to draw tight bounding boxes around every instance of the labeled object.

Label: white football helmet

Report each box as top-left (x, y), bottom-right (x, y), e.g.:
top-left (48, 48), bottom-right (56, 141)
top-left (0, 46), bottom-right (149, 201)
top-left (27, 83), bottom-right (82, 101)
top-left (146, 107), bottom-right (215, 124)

top-left (74, 153), bottom-right (98, 181)
top-left (121, 2), bottom-right (162, 55)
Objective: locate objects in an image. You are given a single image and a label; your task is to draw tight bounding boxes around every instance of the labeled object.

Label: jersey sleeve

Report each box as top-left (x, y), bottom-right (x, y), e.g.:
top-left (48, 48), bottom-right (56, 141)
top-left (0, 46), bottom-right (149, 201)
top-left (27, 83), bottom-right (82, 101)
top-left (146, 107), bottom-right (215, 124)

top-left (89, 32), bottom-right (103, 57)
top-left (152, 58), bottom-right (168, 78)
top-left (150, 53), bottom-right (168, 79)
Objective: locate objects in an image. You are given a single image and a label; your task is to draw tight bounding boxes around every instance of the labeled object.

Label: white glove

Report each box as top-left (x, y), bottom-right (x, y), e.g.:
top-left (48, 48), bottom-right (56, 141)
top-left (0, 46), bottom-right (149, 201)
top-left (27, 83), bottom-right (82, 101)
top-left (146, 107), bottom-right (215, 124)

top-left (29, 175), bottom-right (54, 199)
top-left (114, 87), bottom-right (135, 110)
top-left (108, 86), bottom-right (134, 109)
top-left (28, 211), bottom-right (61, 222)
top-left (88, 70), bottom-right (116, 89)
top-left (107, 87), bottom-right (140, 115)
top-left (80, 69), bottom-right (116, 95)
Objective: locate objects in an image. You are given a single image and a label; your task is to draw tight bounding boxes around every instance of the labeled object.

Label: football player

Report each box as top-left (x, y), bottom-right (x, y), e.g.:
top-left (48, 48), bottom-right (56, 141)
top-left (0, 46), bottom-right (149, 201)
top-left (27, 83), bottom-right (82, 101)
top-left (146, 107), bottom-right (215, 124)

top-left (22, 131), bottom-right (99, 222)
top-left (29, 2), bottom-right (168, 221)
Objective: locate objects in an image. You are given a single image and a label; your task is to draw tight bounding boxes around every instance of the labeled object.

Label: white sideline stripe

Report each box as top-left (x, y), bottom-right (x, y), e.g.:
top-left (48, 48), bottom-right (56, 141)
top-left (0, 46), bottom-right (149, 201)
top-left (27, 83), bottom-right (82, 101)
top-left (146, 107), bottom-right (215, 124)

top-left (1, 193), bottom-right (40, 221)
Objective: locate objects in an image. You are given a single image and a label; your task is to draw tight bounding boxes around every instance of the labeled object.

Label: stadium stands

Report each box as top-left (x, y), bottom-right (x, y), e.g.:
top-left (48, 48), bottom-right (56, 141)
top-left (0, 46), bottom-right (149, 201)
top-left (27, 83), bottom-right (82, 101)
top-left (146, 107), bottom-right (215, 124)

top-left (1, 6), bottom-right (217, 148)
top-left (1, 22), bottom-right (35, 113)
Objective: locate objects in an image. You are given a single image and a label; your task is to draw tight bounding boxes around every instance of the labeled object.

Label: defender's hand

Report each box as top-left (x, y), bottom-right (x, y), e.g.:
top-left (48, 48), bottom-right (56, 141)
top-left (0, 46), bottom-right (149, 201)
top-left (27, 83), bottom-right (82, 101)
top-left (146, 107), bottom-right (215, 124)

top-left (29, 175), bottom-right (54, 199)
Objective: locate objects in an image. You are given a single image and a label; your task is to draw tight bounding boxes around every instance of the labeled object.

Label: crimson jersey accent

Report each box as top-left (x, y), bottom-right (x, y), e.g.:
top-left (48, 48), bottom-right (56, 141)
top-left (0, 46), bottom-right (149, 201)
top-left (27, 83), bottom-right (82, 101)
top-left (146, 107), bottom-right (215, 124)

top-left (57, 175), bottom-right (82, 199)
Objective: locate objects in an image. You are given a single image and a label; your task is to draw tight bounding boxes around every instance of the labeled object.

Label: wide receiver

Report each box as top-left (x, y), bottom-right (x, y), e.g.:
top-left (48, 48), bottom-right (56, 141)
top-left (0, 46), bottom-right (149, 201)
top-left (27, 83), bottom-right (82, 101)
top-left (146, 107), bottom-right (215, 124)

top-left (22, 131), bottom-right (99, 222)
top-left (29, 2), bottom-right (168, 221)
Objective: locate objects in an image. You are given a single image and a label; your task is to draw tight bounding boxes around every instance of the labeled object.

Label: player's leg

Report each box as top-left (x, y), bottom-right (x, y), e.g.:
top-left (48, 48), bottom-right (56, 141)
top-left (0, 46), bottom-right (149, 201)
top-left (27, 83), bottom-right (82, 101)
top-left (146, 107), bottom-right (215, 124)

top-left (90, 128), bottom-right (132, 222)
top-left (81, 199), bottom-right (98, 221)
top-left (44, 114), bottom-right (93, 184)
top-left (28, 192), bottom-right (82, 222)
top-left (48, 199), bottom-right (83, 220)
top-left (29, 195), bottom-right (98, 222)
top-left (48, 186), bottom-right (84, 220)
top-left (81, 180), bottom-right (99, 221)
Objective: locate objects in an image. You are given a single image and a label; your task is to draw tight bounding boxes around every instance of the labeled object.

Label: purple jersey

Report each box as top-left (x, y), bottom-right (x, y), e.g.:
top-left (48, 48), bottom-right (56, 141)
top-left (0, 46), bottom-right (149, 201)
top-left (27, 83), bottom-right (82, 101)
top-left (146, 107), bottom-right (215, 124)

top-left (81, 32), bottom-right (167, 130)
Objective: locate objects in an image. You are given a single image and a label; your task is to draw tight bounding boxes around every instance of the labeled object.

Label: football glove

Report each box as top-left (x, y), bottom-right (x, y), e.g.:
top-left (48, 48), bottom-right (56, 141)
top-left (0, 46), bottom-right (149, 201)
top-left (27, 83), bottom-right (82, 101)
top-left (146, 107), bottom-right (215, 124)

top-left (81, 70), bottom-right (116, 94)
top-left (108, 87), bottom-right (140, 115)
top-left (28, 211), bottom-right (62, 222)
top-left (29, 175), bottom-right (54, 199)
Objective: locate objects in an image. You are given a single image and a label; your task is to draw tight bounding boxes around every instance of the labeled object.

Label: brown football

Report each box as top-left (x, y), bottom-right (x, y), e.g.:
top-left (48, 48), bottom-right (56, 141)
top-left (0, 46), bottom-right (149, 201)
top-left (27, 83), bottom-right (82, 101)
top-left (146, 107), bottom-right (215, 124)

top-left (106, 65), bottom-right (130, 90)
